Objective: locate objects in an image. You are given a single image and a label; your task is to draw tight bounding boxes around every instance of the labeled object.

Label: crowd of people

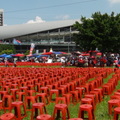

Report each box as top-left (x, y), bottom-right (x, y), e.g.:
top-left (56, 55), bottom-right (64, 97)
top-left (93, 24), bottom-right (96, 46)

top-left (58, 52), bottom-right (120, 68)
top-left (0, 51), bottom-right (120, 68)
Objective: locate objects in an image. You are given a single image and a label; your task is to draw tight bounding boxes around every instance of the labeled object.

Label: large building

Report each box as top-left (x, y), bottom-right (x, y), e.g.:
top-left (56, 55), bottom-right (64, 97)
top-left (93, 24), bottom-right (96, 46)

top-left (0, 19), bottom-right (80, 53)
top-left (0, 9), bottom-right (3, 26)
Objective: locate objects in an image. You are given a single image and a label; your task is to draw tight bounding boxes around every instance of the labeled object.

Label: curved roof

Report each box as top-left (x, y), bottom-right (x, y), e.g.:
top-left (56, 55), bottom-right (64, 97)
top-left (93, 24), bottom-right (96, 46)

top-left (0, 19), bottom-right (79, 39)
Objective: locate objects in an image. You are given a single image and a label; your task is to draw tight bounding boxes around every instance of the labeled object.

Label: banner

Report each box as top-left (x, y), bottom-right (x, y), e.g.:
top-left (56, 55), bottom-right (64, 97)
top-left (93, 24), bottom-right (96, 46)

top-left (13, 38), bottom-right (21, 45)
top-left (29, 43), bottom-right (35, 55)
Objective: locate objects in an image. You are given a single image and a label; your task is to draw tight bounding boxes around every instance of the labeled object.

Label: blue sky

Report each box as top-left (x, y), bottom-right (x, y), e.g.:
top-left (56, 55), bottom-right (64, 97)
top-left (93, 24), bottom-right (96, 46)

top-left (1, 0), bottom-right (120, 25)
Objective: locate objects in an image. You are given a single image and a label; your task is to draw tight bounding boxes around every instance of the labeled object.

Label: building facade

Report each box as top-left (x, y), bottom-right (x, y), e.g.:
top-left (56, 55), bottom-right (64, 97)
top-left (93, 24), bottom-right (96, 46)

top-left (0, 9), bottom-right (3, 26)
top-left (0, 19), bottom-right (80, 53)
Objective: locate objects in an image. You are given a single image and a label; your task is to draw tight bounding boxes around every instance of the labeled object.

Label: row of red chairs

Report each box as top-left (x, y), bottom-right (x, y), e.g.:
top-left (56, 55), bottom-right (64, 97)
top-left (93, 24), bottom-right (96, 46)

top-left (107, 69), bottom-right (120, 120)
top-left (0, 67), bottom-right (116, 120)
top-left (0, 62), bottom-right (62, 67)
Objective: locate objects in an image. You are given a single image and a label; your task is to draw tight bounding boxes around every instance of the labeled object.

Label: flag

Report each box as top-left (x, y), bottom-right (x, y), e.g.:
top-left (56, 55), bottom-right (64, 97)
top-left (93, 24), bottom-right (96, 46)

top-left (49, 48), bottom-right (53, 52)
top-left (29, 43), bottom-right (35, 55)
top-left (13, 38), bottom-right (21, 45)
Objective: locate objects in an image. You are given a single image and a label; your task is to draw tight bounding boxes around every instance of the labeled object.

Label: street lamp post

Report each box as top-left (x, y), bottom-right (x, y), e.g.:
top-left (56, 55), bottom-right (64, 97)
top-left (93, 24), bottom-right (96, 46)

top-left (68, 42), bottom-right (70, 53)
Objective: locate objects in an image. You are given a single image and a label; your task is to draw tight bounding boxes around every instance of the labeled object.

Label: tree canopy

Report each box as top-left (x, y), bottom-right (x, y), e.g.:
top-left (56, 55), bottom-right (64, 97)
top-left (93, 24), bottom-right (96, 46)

top-left (73, 12), bottom-right (120, 53)
top-left (0, 44), bottom-right (16, 54)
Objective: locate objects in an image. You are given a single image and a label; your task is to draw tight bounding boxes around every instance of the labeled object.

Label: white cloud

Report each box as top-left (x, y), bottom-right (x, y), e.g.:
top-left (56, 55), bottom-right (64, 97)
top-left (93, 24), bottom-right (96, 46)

top-left (26, 16), bottom-right (45, 24)
top-left (108, 0), bottom-right (120, 4)
top-left (55, 15), bottom-right (70, 20)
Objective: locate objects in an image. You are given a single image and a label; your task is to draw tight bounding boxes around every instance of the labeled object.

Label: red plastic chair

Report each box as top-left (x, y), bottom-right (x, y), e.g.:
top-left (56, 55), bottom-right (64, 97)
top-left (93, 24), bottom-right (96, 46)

top-left (36, 114), bottom-right (52, 120)
top-left (81, 98), bottom-right (93, 106)
top-left (108, 99), bottom-right (120, 115)
top-left (0, 100), bottom-right (3, 110)
top-left (2, 95), bottom-right (14, 112)
top-left (52, 104), bottom-right (70, 120)
top-left (113, 107), bottom-right (120, 120)
top-left (0, 113), bottom-right (15, 120)
top-left (40, 87), bottom-right (49, 94)
top-left (25, 96), bottom-right (37, 111)
top-left (31, 103), bottom-right (47, 120)
top-left (94, 88), bottom-right (104, 102)
top-left (78, 104), bottom-right (95, 120)
top-left (36, 93), bottom-right (49, 105)
top-left (63, 93), bottom-right (72, 105)
top-left (69, 118), bottom-right (83, 120)
top-left (70, 90), bottom-right (79, 104)
top-left (0, 91), bottom-right (8, 100)
top-left (26, 90), bottom-right (36, 96)
top-left (49, 89), bottom-right (59, 102)
top-left (10, 89), bottom-right (19, 101)
top-left (55, 97), bottom-right (67, 104)
top-left (17, 91), bottom-right (26, 101)
top-left (10, 101), bottom-right (27, 120)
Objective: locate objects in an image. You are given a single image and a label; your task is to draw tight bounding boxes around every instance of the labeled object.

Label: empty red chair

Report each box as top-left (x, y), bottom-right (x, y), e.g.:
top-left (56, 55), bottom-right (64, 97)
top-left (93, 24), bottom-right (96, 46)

top-left (113, 107), bottom-right (120, 120)
top-left (11, 84), bottom-right (19, 89)
top-left (81, 98), bottom-right (93, 107)
top-left (58, 87), bottom-right (66, 96)
top-left (78, 104), bottom-right (95, 120)
top-left (17, 91), bottom-right (26, 101)
top-left (49, 89), bottom-right (59, 102)
top-left (67, 82), bottom-right (76, 91)
top-left (63, 94), bottom-right (72, 105)
top-left (10, 101), bottom-right (27, 120)
top-left (110, 95), bottom-right (120, 100)
top-left (37, 114), bottom-right (52, 120)
top-left (46, 85), bottom-right (53, 91)
top-left (90, 91), bottom-right (99, 103)
top-left (76, 87), bottom-right (84, 99)
top-left (26, 90), bottom-right (36, 96)
top-left (114, 92), bottom-right (120, 96)
top-left (35, 83), bottom-right (42, 92)
top-left (94, 88), bottom-right (104, 102)
top-left (2, 95), bottom-right (14, 112)
top-left (53, 104), bottom-right (70, 120)
top-left (55, 97), bottom-right (67, 104)
top-left (27, 84), bottom-right (35, 90)
top-left (2, 86), bottom-right (10, 93)
top-left (31, 103), bottom-right (47, 120)
top-left (0, 113), bottom-right (15, 120)
top-left (108, 99), bottom-right (120, 115)
top-left (102, 84), bottom-right (111, 95)
top-left (19, 86), bottom-right (28, 93)
top-left (25, 96), bottom-right (37, 111)
top-left (52, 83), bottom-right (59, 89)
top-left (60, 84), bottom-right (69, 93)
top-left (40, 87), bottom-right (49, 94)
top-left (10, 89), bottom-right (19, 101)
top-left (69, 118), bottom-right (83, 120)
top-left (84, 94), bottom-right (96, 109)
top-left (0, 100), bottom-right (3, 109)
top-left (80, 84), bottom-right (89, 94)
top-left (70, 91), bottom-right (79, 104)
top-left (89, 82), bottom-right (95, 91)
top-left (0, 91), bottom-right (8, 100)
top-left (36, 93), bottom-right (49, 105)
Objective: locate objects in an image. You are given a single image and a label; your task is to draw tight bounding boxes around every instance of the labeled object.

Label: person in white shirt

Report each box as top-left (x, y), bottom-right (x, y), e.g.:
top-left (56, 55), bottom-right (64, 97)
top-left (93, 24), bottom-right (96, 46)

top-left (46, 57), bottom-right (53, 63)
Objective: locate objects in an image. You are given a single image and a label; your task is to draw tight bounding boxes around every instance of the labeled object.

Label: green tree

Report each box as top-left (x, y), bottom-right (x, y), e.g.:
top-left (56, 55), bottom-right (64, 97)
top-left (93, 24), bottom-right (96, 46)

top-left (0, 49), bottom-right (14, 54)
top-left (73, 12), bottom-right (120, 53)
top-left (0, 44), bottom-right (16, 54)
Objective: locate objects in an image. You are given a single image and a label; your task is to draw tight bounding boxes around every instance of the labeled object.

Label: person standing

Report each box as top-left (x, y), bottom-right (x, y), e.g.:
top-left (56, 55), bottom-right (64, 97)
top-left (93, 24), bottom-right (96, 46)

top-left (13, 59), bottom-right (17, 67)
top-left (4, 58), bottom-right (9, 67)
